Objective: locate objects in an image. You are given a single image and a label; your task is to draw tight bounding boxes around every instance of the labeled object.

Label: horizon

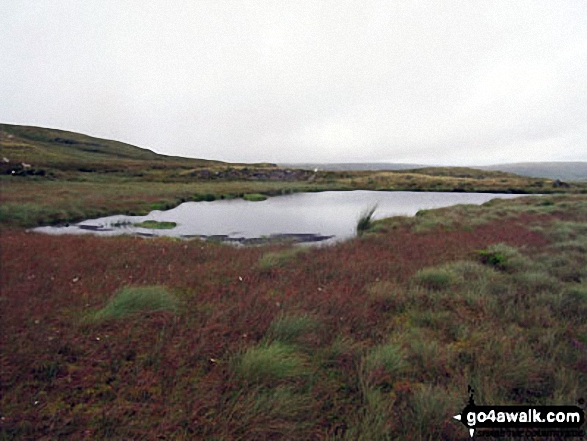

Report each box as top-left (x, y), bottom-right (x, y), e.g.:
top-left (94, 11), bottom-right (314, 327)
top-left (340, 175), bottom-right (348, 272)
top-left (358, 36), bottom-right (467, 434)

top-left (2, 121), bottom-right (586, 169)
top-left (1, 1), bottom-right (586, 165)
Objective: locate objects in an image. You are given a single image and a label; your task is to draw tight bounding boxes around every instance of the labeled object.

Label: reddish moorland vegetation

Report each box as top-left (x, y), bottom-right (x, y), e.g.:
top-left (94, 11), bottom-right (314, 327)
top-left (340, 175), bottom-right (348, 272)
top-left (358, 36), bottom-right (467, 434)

top-left (1, 195), bottom-right (586, 440)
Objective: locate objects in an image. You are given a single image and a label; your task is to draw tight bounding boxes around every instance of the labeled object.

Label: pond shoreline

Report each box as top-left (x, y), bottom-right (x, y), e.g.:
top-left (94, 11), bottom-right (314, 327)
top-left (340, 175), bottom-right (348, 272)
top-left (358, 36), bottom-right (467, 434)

top-left (32, 190), bottom-right (533, 244)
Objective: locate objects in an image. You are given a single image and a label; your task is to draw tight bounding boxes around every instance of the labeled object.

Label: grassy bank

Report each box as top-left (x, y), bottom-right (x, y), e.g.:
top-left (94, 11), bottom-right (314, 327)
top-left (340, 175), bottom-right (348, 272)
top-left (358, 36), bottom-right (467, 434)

top-left (2, 171), bottom-right (583, 228)
top-left (1, 194), bottom-right (586, 439)
top-left (0, 177), bottom-right (335, 228)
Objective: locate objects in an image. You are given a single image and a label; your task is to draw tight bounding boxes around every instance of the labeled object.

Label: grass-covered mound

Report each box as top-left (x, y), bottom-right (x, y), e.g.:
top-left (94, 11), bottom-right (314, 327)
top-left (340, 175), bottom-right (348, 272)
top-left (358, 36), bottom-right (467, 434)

top-left (243, 193), bottom-right (268, 201)
top-left (91, 286), bottom-right (179, 322)
top-left (134, 220), bottom-right (177, 230)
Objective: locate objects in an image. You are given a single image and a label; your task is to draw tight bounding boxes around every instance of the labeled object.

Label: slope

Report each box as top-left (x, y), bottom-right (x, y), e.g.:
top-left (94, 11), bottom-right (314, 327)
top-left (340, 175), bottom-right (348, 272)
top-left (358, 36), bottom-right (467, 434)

top-left (0, 123), bottom-right (226, 169)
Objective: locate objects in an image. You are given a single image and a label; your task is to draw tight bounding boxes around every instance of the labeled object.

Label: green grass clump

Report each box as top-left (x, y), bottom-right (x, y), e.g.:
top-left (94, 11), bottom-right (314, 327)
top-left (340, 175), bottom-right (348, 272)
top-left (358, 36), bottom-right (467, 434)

top-left (513, 271), bottom-right (559, 292)
top-left (404, 384), bottom-right (460, 440)
top-left (550, 221), bottom-right (587, 241)
top-left (560, 285), bottom-right (587, 320)
top-left (366, 281), bottom-right (412, 312)
top-left (412, 267), bottom-right (455, 290)
top-left (0, 202), bottom-right (64, 227)
top-left (91, 286), bottom-right (179, 321)
top-left (356, 204), bottom-right (377, 236)
top-left (258, 248), bottom-right (306, 270)
top-left (362, 343), bottom-right (407, 387)
top-left (193, 193), bottom-right (216, 201)
top-left (266, 313), bottom-right (320, 345)
top-left (243, 193), bottom-right (267, 201)
top-left (477, 243), bottom-right (529, 272)
top-left (343, 387), bottom-right (395, 440)
top-left (235, 342), bottom-right (308, 384)
top-left (554, 238), bottom-right (587, 253)
top-left (134, 220), bottom-right (177, 229)
top-left (223, 386), bottom-right (315, 439)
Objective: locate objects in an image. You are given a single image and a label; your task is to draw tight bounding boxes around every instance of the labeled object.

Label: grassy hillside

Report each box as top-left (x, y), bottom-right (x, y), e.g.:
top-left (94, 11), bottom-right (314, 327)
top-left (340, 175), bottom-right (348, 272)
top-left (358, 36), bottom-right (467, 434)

top-left (286, 162), bottom-right (587, 182)
top-left (281, 162), bottom-right (427, 171)
top-left (479, 162), bottom-right (587, 182)
top-left (0, 123), bottom-right (226, 169)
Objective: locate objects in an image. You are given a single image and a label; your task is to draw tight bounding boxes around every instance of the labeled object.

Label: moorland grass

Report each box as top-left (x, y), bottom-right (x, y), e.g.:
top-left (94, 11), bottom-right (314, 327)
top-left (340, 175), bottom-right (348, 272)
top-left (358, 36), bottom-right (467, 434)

top-left (356, 204), bottom-right (377, 236)
top-left (234, 342), bottom-right (310, 384)
top-left (243, 193), bottom-right (268, 202)
top-left (0, 177), bottom-right (329, 228)
top-left (2, 193), bottom-right (587, 439)
top-left (477, 242), bottom-right (531, 272)
top-left (266, 313), bottom-right (321, 346)
top-left (366, 280), bottom-right (411, 312)
top-left (412, 267), bottom-right (456, 290)
top-left (2, 171), bottom-right (582, 229)
top-left (222, 386), bottom-right (316, 439)
top-left (91, 285), bottom-right (179, 322)
top-left (361, 343), bottom-right (407, 386)
top-left (258, 248), bottom-right (307, 270)
top-left (134, 220), bottom-right (177, 229)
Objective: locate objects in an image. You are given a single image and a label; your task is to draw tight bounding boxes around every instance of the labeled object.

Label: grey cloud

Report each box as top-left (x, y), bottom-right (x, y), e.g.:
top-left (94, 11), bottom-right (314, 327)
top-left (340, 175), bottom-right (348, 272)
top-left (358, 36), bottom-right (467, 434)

top-left (1, 0), bottom-right (585, 165)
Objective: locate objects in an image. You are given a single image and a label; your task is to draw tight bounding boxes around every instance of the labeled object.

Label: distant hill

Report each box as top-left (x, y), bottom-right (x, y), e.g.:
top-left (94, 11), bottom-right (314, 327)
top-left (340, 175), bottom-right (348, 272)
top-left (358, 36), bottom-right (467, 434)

top-left (478, 162), bottom-right (587, 181)
top-left (0, 123), bottom-right (227, 169)
top-left (3, 125), bottom-right (583, 182)
top-left (284, 162), bottom-right (587, 181)
top-left (280, 162), bottom-right (427, 171)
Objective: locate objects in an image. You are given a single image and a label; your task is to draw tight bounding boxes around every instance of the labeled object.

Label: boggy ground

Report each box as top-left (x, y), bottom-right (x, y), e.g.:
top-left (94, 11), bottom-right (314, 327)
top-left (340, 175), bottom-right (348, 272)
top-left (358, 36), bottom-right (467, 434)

top-left (1, 195), bottom-right (586, 440)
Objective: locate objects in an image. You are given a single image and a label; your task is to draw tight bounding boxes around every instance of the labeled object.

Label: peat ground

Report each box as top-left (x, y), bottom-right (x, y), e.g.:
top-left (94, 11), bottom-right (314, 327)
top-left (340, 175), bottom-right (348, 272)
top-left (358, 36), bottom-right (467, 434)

top-left (1, 195), bottom-right (586, 439)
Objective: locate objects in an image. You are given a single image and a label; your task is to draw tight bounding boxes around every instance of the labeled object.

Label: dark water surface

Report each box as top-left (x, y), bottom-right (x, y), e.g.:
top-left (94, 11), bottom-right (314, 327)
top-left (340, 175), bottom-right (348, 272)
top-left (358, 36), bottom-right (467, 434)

top-left (34, 191), bottom-right (528, 244)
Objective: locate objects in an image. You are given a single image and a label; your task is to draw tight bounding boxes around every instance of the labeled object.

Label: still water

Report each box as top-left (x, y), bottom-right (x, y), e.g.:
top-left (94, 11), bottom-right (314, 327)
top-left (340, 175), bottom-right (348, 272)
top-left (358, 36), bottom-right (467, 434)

top-left (34, 191), bottom-right (527, 244)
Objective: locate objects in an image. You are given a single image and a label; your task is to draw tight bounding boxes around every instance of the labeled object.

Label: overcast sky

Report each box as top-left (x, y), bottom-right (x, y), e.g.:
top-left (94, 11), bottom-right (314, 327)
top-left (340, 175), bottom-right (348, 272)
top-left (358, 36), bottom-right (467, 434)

top-left (1, 1), bottom-right (586, 165)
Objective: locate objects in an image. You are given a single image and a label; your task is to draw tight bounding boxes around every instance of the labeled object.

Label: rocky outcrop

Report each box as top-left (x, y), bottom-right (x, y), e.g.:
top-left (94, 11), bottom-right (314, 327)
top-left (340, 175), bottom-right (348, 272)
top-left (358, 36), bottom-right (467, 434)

top-left (552, 179), bottom-right (571, 188)
top-left (180, 167), bottom-right (316, 181)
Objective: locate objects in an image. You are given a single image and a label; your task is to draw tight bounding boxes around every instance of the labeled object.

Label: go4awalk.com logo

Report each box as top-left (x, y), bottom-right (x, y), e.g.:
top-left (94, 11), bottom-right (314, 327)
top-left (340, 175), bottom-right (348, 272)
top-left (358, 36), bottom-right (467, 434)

top-left (453, 387), bottom-right (586, 438)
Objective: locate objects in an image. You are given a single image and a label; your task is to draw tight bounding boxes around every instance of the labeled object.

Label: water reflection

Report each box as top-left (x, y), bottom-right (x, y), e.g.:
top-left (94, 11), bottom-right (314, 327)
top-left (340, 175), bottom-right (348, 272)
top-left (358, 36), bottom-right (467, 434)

top-left (34, 191), bottom-right (527, 244)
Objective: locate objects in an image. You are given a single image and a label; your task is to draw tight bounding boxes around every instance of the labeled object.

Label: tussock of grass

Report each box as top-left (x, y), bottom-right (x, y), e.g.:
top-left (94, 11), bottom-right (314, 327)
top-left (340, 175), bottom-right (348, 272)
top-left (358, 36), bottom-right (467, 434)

top-left (317, 335), bottom-right (362, 372)
top-left (560, 285), bottom-right (587, 321)
top-left (343, 388), bottom-right (395, 440)
top-left (513, 271), bottom-right (559, 292)
top-left (550, 221), bottom-right (587, 241)
top-left (91, 286), bottom-right (179, 322)
top-left (407, 310), bottom-right (454, 331)
top-left (234, 342), bottom-right (309, 384)
top-left (193, 193), bottom-right (216, 201)
top-left (442, 260), bottom-right (494, 280)
top-left (243, 193), bottom-right (267, 201)
top-left (361, 343), bottom-right (407, 387)
top-left (412, 267), bottom-right (456, 290)
top-left (534, 253), bottom-right (587, 282)
top-left (258, 248), bottom-right (306, 270)
top-left (553, 237), bottom-right (587, 253)
top-left (366, 281), bottom-right (413, 312)
top-left (404, 335), bottom-right (448, 380)
top-left (134, 220), bottom-right (177, 229)
top-left (412, 216), bottom-right (455, 232)
top-left (223, 386), bottom-right (315, 439)
top-left (477, 243), bottom-right (530, 272)
top-left (266, 313), bottom-right (320, 345)
top-left (356, 204), bottom-right (377, 236)
top-left (404, 384), bottom-right (460, 440)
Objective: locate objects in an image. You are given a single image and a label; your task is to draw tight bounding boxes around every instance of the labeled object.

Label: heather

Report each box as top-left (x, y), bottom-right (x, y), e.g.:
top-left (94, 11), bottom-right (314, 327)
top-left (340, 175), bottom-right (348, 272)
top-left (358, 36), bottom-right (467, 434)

top-left (1, 194), bottom-right (586, 439)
